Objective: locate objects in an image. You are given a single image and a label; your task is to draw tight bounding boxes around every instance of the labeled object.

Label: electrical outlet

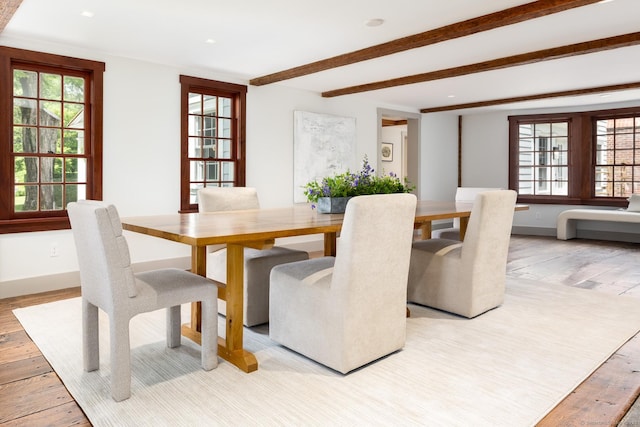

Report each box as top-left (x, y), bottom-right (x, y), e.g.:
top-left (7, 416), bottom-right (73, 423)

top-left (50, 243), bottom-right (59, 257)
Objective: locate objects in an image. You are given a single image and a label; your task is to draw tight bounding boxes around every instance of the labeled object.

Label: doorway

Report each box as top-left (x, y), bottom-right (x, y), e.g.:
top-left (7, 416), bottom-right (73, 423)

top-left (377, 108), bottom-right (421, 196)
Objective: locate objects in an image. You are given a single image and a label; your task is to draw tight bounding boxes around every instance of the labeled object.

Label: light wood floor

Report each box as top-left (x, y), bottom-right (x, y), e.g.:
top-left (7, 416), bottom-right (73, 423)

top-left (2, 235), bottom-right (640, 426)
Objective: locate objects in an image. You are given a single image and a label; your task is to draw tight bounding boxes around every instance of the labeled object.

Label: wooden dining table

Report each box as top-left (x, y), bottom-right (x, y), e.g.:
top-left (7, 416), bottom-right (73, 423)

top-left (121, 199), bottom-right (527, 373)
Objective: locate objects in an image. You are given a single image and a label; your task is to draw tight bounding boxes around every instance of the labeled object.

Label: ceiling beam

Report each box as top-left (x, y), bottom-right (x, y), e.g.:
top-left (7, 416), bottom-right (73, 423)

top-left (0, 0), bottom-right (22, 32)
top-left (323, 32), bottom-right (640, 98)
top-left (419, 81), bottom-right (640, 114)
top-left (249, 0), bottom-right (602, 86)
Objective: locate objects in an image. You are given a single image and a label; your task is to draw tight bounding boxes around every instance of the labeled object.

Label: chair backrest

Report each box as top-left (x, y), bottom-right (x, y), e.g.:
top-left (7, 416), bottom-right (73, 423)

top-left (197, 187), bottom-right (260, 253)
top-left (460, 190), bottom-right (517, 288)
top-left (453, 187), bottom-right (501, 228)
top-left (67, 200), bottom-right (137, 309)
top-left (197, 187), bottom-right (260, 213)
top-left (332, 193), bottom-right (417, 321)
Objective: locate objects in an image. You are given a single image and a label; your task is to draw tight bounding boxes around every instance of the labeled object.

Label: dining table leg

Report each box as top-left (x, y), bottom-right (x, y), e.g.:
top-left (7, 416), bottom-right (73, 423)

top-left (181, 244), bottom-right (258, 373)
top-left (324, 231), bottom-right (337, 256)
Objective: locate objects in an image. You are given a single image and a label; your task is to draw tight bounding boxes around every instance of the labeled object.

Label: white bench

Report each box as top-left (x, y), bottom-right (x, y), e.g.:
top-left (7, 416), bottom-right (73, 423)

top-left (557, 208), bottom-right (640, 240)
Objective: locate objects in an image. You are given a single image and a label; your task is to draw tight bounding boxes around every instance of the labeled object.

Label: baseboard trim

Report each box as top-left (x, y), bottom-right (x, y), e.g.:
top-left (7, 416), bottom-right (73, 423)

top-left (0, 257), bottom-right (191, 300)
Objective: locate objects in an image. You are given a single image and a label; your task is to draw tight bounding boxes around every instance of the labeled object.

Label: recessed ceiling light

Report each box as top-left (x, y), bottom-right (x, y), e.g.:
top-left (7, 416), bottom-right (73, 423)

top-left (600, 93), bottom-right (611, 98)
top-left (598, 0), bottom-right (614, 4)
top-left (448, 95), bottom-right (456, 98)
top-left (364, 18), bottom-right (384, 27)
top-left (205, 39), bottom-right (216, 44)
top-left (81, 10), bottom-right (94, 18)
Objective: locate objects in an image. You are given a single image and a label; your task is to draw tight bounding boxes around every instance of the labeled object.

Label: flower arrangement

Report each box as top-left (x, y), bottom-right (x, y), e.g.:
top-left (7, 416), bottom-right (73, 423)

top-left (303, 156), bottom-right (414, 208)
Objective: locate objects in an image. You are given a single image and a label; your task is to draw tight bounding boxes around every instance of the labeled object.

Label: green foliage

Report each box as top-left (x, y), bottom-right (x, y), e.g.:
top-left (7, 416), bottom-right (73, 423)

top-left (303, 156), bottom-right (414, 207)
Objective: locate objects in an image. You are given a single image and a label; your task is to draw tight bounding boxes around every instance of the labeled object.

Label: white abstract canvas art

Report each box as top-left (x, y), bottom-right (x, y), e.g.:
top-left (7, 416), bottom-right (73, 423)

top-left (293, 111), bottom-right (357, 203)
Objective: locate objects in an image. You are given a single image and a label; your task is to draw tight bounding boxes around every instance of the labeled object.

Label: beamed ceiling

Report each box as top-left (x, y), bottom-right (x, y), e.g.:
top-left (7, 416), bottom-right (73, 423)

top-left (2, 0), bottom-right (640, 114)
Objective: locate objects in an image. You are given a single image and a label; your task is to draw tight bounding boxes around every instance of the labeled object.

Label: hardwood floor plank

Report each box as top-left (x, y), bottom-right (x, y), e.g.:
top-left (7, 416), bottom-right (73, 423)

top-left (0, 355), bottom-right (52, 384)
top-left (0, 373), bottom-right (74, 423)
top-left (0, 401), bottom-right (90, 427)
top-left (0, 330), bottom-right (42, 364)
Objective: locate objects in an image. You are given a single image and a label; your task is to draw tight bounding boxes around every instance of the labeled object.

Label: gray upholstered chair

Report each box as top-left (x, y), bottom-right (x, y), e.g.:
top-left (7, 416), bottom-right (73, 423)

top-left (198, 187), bottom-right (309, 327)
top-left (67, 200), bottom-right (218, 401)
top-left (432, 187), bottom-right (501, 240)
top-left (269, 193), bottom-right (417, 374)
top-left (408, 190), bottom-right (517, 318)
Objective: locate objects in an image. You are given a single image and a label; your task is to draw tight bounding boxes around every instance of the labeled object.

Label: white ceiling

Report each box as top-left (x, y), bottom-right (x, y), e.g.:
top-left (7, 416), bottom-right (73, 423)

top-left (3, 0), bottom-right (640, 114)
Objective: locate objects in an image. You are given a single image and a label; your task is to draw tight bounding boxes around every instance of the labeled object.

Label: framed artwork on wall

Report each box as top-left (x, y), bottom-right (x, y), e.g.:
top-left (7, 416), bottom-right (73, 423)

top-left (381, 142), bottom-right (393, 162)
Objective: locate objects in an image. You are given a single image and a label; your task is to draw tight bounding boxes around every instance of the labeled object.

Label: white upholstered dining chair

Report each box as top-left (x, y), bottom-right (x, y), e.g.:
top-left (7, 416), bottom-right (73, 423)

top-left (407, 190), bottom-right (517, 318)
top-left (269, 193), bottom-right (417, 374)
top-left (198, 187), bottom-right (309, 326)
top-left (432, 187), bottom-right (500, 240)
top-left (67, 200), bottom-right (218, 401)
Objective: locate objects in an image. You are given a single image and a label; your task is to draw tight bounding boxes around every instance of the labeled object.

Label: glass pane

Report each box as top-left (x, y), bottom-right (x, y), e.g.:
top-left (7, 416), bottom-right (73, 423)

top-left (534, 123), bottom-right (550, 138)
top-left (190, 161), bottom-right (204, 181)
top-left (519, 137), bottom-right (534, 151)
top-left (205, 161), bottom-right (219, 181)
top-left (203, 116), bottom-right (215, 137)
top-left (553, 166), bottom-right (568, 182)
top-left (188, 137), bottom-right (201, 157)
top-left (64, 103), bottom-right (84, 128)
top-left (203, 138), bottom-right (216, 158)
top-left (554, 150), bottom-right (568, 165)
top-left (13, 126), bottom-right (37, 152)
top-left (15, 156), bottom-right (38, 183)
top-left (15, 185), bottom-right (38, 212)
top-left (65, 184), bottom-right (86, 204)
top-left (13, 70), bottom-right (37, 97)
top-left (218, 97), bottom-right (231, 117)
top-left (40, 100), bottom-right (61, 126)
top-left (595, 134), bottom-right (609, 150)
top-left (551, 122), bottom-right (568, 137)
top-left (39, 128), bottom-right (61, 154)
top-left (65, 158), bottom-right (87, 182)
top-left (595, 119), bottom-right (613, 135)
top-left (14, 99), bottom-right (37, 125)
top-left (40, 184), bottom-right (63, 211)
top-left (63, 76), bottom-right (84, 102)
top-left (596, 149), bottom-right (614, 166)
top-left (635, 117), bottom-right (640, 133)
top-left (221, 161), bottom-right (234, 181)
top-left (188, 93), bottom-right (201, 114)
top-left (616, 134), bottom-right (634, 150)
top-left (534, 167), bottom-right (550, 182)
top-left (188, 115), bottom-right (202, 137)
top-left (63, 130), bottom-right (84, 154)
top-left (518, 183), bottom-right (533, 195)
top-left (203, 95), bottom-right (216, 116)
top-left (218, 118), bottom-right (231, 138)
top-left (552, 180), bottom-right (568, 196)
top-left (615, 150), bottom-right (633, 164)
top-left (552, 136), bottom-right (568, 152)
top-left (219, 139), bottom-right (232, 159)
top-left (40, 157), bottom-right (63, 183)
top-left (40, 73), bottom-right (62, 100)
top-left (518, 166), bottom-right (533, 181)
top-left (535, 152), bottom-right (550, 166)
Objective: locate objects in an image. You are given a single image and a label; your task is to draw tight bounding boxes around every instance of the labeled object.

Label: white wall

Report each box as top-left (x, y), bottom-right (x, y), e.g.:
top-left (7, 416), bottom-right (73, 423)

top-left (420, 113), bottom-right (459, 201)
top-left (0, 36), bottom-right (431, 297)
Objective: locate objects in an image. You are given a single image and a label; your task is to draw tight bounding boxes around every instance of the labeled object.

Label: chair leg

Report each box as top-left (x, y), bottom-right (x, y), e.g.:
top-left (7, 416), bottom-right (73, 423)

top-left (82, 299), bottom-right (99, 372)
top-left (167, 305), bottom-right (181, 348)
top-left (110, 316), bottom-right (132, 402)
top-left (200, 298), bottom-right (218, 371)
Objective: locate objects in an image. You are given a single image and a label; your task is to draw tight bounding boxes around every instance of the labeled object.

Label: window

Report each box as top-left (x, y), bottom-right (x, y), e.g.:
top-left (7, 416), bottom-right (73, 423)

top-left (509, 106), bottom-right (640, 207)
top-left (179, 75), bottom-right (246, 212)
top-left (594, 116), bottom-right (640, 197)
top-left (0, 47), bottom-right (104, 234)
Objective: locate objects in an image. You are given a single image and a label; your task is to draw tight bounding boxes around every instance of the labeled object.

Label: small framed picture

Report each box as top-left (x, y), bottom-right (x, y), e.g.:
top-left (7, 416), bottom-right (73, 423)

top-left (381, 142), bottom-right (393, 162)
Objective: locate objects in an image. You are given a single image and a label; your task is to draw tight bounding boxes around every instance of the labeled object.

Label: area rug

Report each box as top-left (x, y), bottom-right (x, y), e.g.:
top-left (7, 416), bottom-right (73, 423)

top-left (14, 278), bottom-right (640, 427)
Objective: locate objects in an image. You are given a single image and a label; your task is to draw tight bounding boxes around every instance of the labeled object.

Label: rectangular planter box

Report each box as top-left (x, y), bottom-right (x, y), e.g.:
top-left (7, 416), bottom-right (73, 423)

top-left (316, 197), bottom-right (352, 214)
